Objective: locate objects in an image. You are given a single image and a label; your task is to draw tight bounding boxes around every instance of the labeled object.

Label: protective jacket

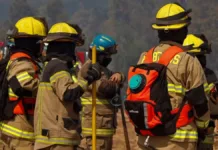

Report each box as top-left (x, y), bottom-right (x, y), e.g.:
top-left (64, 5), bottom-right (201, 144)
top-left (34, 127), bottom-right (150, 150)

top-left (79, 60), bottom-right (125, 137)
top-left (0, 51), bottom-right (39, 141)
top-left (34, 58), bottom-right (88, 148)
top-left (205, 68), bottom-right (218, 118)
top-left (137, 42), bottom-right (210, 142)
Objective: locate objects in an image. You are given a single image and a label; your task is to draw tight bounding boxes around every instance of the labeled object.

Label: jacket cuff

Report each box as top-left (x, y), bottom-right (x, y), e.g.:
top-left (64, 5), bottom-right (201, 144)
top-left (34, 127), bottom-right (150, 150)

top-left (195, 119), bottom-right (210, 129)
top-left (77, 78), bottom-right (88, 91)
top-left (116, 72), bottom-right (126, 83)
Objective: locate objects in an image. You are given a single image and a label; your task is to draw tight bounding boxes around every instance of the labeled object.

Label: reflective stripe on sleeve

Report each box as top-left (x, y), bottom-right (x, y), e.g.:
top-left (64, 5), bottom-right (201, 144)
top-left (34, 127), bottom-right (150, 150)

top-left (0, 122), bottom-right (34, 140)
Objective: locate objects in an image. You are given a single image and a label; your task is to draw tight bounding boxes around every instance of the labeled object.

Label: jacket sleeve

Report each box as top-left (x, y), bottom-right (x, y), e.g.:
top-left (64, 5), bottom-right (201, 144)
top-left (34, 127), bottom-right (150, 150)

top-left (184, 54), bottom-right (210, 129)
top-left (113, 71), bottom-right (126, 84)
top-left (108, 69), bottom-right (126, 85)
top-left (79, 60), bottom-right (118, 99)
top-left (8, 59), bottom-right (39, 97)
top-left (206, 69), bottom-right (218, 103)
top-left (50, 66), bottom-right (88, 102)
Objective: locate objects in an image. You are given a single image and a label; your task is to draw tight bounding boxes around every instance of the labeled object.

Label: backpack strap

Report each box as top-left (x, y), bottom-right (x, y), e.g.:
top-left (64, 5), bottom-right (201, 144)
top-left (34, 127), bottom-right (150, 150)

top-left (144, 47), bottom-right (155, 63)
top-left (158, 46), bottom-right (183, 66)
top-left (9, 52), bottom-right (39, 73)
top-left (144, 46), bottom-right (183, 65)
top-left (10, 52), bottom-right (31, 60)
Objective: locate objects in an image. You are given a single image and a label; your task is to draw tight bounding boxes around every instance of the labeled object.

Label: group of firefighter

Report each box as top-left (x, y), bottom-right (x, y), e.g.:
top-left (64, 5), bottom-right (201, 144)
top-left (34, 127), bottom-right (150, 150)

top-left (0, 2), bottom-right (217, 150)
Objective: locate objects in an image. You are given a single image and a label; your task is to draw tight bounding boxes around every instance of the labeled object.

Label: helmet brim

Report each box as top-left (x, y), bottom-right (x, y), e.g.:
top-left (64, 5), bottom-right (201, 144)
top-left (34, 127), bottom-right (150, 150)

top-left (152, 23), bottom-right (190, 30)
top-left (42, 35), bottom-right (84, 46)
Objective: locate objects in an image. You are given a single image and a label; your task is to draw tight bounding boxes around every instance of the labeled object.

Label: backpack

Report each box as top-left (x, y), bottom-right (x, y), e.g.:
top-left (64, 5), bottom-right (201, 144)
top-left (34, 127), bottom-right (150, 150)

top-left (125, 46), bottom-right (187, 136)
top-left (0, 53), bottom-right (36, 121)
top-left (0, 57), bottom-right (10, 121)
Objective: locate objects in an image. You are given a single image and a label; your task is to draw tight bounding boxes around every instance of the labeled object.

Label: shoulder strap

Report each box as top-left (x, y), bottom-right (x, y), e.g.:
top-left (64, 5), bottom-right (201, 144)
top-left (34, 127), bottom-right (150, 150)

top-left (9, 52), bottom-right (40, 72)
top-left (158, 46), bottom-right (183, 66)
top-left (10, 52), bottom-right (31, 60)
top-left (144, 47), bottom-right (155, 63)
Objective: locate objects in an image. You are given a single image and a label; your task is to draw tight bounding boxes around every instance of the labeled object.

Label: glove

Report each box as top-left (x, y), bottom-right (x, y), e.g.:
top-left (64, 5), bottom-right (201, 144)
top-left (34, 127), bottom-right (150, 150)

top-left (202, 126), bottom-right (215, 144)
top-left (210, 83), bottom-right (218, 104)
top-left (198, 121), bottom-right (215, 143)
top-left (198, 128), bottom-right (206, 141)
top-left (85, 63), bottom-right (101, 84)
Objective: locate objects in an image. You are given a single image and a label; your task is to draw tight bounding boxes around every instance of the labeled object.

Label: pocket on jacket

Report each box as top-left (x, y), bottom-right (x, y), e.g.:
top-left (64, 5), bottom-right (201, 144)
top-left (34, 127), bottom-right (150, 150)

top-left (97, 112), bottom-right (114, 129)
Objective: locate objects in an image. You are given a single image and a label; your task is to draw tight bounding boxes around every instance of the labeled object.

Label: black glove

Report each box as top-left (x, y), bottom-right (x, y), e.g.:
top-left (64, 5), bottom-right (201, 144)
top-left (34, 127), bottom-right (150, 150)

top-left (85, 63), bottom-right (101, 84)
top-left (208, 120), bottom-right (215, 128)
top-left (198, 121), bottom-right (215, 142)
top-left (198, 128), bottom-right (206, 141)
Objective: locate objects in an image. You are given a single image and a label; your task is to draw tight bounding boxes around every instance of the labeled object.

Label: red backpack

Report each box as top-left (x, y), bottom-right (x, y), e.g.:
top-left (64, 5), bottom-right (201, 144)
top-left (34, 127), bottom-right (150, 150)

top-left (125, 46), bottom-right (194, 136)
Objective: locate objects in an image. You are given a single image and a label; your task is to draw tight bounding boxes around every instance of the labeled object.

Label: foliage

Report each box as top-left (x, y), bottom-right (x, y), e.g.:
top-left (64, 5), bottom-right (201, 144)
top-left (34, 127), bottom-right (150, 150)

top-left (0, 0), bottom-right (217, 75)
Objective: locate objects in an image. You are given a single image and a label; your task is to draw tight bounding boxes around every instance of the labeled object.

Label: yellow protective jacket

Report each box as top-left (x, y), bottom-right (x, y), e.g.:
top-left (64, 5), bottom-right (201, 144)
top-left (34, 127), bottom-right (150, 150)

top-left (137, 43), bottom-right (210, 142)
top-left (78, 60), bottom-right (125, 137)
top-left (0, 51), bottom-right (39, 141)
top-left (34, 58), bottom-right (88, 147)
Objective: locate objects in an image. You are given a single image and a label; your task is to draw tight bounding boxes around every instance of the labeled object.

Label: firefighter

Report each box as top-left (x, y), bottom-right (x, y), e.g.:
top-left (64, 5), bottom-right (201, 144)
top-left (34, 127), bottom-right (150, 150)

top-left (136, 3), bottom-right (210, 150)
top-left (34, 22), bottom-right (101, 150)
top-left (183, 34), bottom-right (218, 149)
top-left (78, 34), bottom-right (125, 150)
top-left (0, 17), bottom-right (48, 150)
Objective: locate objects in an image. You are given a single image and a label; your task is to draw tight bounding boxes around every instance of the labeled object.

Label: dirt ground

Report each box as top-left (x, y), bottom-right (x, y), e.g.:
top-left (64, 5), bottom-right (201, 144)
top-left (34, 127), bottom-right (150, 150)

top-left (112, 110), bottom-right (139, 150)
top-left (113, 112), bottom-right (218, 150)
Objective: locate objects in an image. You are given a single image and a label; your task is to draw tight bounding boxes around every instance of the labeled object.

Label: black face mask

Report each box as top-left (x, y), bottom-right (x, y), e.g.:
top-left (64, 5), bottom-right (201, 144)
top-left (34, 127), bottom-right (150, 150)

top-left (100, 57), bottom-right (112, 67)
top-left (88, 49), bottom-right (112, 67)
top-left (46, 42), bottom-right (76, 68)
top-left (98, 54), bottom-right (112, 67)
top-left (158, 26), bottom-right (188, 44)
top-left (14, 37), bottom-right (42, 58)
top-left (196, 55), bottom-right (206, 68)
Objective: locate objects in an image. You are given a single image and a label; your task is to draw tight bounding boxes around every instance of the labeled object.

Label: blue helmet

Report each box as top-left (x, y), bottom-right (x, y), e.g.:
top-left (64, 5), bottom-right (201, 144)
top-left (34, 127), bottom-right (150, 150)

top-left (90, 34), bottom-right (117, 54)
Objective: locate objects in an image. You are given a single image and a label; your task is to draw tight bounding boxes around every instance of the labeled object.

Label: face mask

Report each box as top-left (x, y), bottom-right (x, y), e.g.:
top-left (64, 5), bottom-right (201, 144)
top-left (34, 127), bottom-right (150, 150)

top-left (197, 55), bottom-right (206, 68)
top-left (99, 57), bottom-right (112, 67)
top-left (67, 61), bottom-right (74, 69)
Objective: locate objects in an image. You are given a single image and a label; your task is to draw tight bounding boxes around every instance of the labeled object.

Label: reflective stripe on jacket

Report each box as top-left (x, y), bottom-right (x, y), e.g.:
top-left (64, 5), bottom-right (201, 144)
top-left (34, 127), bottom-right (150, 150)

top-left (170, 129), bottom-right (198, 141)
top-left (0, 122), bottom-right (34, 140)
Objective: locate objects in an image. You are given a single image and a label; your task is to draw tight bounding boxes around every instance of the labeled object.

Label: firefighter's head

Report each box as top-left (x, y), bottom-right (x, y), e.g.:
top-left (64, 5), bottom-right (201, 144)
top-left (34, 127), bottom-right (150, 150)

top-left (88, 34), bottom-right (117, 67)
top-left (7, 16), bottom-right (48, 58)
top-left (183, 34), bottom-right (211, 68)
top-left (152, 3), bottom-right (191, 44)
top-left (43, 22), bottom-right (84, 65)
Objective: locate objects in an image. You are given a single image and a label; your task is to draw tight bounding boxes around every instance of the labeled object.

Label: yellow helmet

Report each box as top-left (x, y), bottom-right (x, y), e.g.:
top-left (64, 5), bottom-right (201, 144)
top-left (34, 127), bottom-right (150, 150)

top-left (183, 34), bottom-right (212, 55)
top-left (8, 17), bottom-right (48, 38)
top-left (152, 3), bottom-right (192, 30)
top-left (43, 22), bottom-right (85, 46)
